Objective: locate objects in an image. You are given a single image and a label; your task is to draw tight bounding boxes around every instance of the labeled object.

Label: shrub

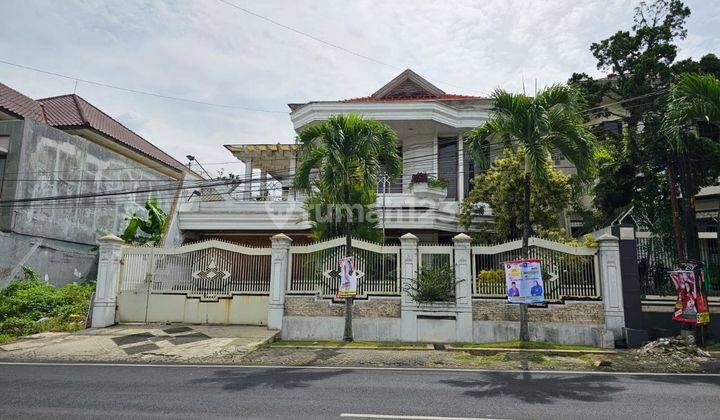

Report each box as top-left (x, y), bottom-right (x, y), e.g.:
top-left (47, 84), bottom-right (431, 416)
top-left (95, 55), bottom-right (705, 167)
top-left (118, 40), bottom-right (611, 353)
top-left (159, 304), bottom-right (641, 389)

top-left (406, 266), bottom-right (457, 303)
top-left (410, 172), bottom-right (449, 189)
top-left (0, 317), bottom-right (35, 336)
top-left (476, 269), bottom-right (504, 285)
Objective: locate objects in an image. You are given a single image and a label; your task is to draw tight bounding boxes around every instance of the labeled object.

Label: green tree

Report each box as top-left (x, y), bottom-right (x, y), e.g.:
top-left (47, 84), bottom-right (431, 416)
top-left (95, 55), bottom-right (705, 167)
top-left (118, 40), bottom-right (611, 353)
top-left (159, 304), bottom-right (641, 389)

top-left (294, 114), bottom-right (401, 342)
top-left (663, 73), bottom-right (720, 259)
top-left (120, 198), bottom-right (168, 246)
top-left (466, 85), bottom-right (595, 342)
top-left (460, 149), bottom-right (572, 243)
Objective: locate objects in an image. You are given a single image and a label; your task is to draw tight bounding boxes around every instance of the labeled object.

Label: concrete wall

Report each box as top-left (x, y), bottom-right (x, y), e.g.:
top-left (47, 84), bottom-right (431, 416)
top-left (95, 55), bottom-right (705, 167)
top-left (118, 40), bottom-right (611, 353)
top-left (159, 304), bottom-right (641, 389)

top-left (0, 119), bottom-right (180, 286)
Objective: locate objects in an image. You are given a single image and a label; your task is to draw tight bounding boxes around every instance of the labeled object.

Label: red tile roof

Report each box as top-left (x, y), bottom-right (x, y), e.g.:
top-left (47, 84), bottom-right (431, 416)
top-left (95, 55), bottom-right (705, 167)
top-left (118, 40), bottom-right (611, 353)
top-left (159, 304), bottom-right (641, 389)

top-left (0, 82), bottom-right (45, 121)
top-left (0, 83), bottom-right (191, 175)
top-left (340, 93), bottom-right (484, 103)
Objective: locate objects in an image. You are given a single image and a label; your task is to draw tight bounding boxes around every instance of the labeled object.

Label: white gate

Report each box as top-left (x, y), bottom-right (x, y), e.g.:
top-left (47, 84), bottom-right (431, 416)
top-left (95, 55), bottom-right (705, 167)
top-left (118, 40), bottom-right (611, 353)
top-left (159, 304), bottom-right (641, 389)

top-left (116, 240), bottom-right (272, 325)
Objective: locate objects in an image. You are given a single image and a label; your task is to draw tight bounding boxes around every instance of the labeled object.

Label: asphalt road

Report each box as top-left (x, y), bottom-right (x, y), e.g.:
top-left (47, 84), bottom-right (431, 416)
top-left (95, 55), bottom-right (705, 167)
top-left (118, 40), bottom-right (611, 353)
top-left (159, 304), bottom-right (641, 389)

top-left (1, 363), bottom-right (719, 419)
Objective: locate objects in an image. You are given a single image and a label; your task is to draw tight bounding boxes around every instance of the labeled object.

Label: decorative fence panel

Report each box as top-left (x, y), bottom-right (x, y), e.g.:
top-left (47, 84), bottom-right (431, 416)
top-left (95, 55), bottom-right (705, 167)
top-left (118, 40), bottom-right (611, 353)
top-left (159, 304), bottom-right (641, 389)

top-left (119, 240), bottom-right (272, 299)
top-left (471, 237), bottom-right (600, 302)
top-left (287, 237), bottom-right (400, 297)
top-left (418, 245), bottom-right (454, 270)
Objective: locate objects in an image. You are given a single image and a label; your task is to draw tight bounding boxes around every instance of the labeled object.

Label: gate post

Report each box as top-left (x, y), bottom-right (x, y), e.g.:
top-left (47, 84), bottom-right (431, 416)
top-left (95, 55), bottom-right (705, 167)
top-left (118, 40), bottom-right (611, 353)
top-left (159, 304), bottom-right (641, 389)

top-left (597, 233), bottom-right (625, 339)
top-left (91, 235), bottom-right (124, 328)
top-left (400, 233), bottom-right (419, 341)
top-left (453, 233), bottom-right (473, 342)
top-left (268, 233), bottom-right (292, 330)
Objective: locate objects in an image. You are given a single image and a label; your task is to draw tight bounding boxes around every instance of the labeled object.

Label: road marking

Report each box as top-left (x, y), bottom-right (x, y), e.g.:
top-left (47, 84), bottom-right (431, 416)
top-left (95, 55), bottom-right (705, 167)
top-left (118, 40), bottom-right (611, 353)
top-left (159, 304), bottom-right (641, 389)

top-left (1, 361), bottom-right (719, 377)
top-left (341, 414), bottom-right (508, 420)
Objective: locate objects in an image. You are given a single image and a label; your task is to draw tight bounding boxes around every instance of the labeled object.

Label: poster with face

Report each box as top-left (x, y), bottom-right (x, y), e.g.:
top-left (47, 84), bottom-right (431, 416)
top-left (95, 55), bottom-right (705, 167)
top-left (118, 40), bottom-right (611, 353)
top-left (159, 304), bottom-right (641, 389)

top-left (337, 257), bottom-right (357, 298)
top-left (669, 269), bottom-right (710, 325)
top-left (504, 259), bottom-right (544, 304)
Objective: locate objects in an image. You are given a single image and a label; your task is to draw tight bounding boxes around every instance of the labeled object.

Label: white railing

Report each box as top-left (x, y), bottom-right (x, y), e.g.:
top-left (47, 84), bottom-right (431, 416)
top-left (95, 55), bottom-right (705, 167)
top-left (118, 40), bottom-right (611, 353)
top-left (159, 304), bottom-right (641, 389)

top-left (287, 237), bottom-right (400, 297)
top-left (119, 240), bottom-right (273, 299)
top-left (471, 237), bottom-right (600, 302)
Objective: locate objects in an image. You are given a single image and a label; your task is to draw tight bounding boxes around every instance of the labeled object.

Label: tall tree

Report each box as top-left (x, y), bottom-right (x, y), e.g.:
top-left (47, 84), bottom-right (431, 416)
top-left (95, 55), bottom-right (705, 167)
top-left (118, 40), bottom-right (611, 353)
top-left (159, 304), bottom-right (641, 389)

top-left (466, 85), bottom-right (596, 341)
top-left (294, 114), bottom-right (401, 342)
top-left (664, 73), bottom-right (720, 260)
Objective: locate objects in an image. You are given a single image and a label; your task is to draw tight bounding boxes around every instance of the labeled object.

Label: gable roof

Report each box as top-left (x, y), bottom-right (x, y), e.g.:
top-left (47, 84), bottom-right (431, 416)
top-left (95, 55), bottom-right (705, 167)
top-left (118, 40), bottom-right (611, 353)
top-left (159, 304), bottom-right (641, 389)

top-left (0, 82), bottom-right (192, 175)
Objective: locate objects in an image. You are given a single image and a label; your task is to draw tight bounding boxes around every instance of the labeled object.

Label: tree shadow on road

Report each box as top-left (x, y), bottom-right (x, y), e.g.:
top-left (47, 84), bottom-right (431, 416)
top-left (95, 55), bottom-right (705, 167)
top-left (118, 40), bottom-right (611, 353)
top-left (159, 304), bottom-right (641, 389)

top-left (440, 372), bottom-right (624, 404)
top-left (190, 367), bottom-right (349, 392)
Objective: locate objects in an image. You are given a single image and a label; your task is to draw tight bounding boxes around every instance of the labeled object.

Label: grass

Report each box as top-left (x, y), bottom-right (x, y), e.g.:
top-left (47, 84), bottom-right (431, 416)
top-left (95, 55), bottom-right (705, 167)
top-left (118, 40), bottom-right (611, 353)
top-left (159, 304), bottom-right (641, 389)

top-left (270, 340), bottom-right (428, 349)
top-left (706, 343), bottom-right (720, 351)
top-left (451, 340), bottom-right (599, 350)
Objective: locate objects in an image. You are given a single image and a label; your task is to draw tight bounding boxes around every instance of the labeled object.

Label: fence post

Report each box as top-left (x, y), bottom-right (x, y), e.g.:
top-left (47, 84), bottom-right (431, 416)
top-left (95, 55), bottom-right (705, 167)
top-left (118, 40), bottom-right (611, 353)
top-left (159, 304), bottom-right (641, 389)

top-left (91, 235), bottom-right (124, 328)
top-left (268, 233), bottom-right (292, 330)
top-left (453, 233), bottom-right (473, 342)
top-left (597, 233), bottom-right (625, 339)
top-left (400, 233), bottom-right (419, 341)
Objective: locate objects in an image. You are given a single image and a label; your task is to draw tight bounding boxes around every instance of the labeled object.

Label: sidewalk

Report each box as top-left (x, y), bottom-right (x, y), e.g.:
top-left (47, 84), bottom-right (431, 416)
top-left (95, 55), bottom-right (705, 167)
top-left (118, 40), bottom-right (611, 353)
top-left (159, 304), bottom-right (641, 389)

top-left (0, 324), bottom-right (278, 364)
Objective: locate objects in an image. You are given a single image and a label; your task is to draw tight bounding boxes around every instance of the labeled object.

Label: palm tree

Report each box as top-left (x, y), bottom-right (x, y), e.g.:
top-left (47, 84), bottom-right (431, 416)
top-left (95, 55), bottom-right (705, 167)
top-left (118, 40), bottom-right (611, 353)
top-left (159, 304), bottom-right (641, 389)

top-left (664, 73), bottom-right (720, 261)
top-left (466, 85), bottom-right (596, 342)
top-left (295, 113), bottom-right (402, 342)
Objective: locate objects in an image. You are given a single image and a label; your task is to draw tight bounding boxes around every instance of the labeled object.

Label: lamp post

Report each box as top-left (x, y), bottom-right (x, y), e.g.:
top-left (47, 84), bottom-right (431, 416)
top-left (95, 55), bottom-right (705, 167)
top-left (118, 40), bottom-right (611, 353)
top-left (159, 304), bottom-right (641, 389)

top-left (186, 155), bottom-right (212, 179)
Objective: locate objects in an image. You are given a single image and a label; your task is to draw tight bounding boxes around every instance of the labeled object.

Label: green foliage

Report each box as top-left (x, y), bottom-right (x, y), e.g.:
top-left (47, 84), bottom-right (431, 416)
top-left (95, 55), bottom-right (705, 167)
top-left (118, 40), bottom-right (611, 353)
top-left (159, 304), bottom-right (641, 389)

top-left (476, 269), bottom-right (504, 286)
top-left (121, 198), bottom-right (168, 246)
top-left (405, 266), bottom-right (457, 303)
top-left (295, 114), bottom-right (401, 242)
top-left (460, 149), bottom-right (573, 243)
top-left (0, 267), bottom-right (95, 339)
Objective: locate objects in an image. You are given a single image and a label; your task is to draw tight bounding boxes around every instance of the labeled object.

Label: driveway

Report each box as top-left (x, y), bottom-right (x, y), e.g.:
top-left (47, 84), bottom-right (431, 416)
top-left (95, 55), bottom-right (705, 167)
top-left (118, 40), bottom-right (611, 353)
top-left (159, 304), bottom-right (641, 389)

top-left (0, 324), bottom-right (278, 364)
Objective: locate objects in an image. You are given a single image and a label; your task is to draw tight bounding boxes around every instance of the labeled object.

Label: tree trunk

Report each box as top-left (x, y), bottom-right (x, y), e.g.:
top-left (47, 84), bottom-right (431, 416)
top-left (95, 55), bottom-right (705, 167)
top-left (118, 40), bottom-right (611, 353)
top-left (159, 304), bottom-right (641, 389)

top-left (667, 163), bottom-right (685, 260)
top-left (679, 147), bottom-right (700, 261)
top-left (519, 167), bottom-right (531, 343)
top-left (343, 189), bottom-right (354, 342)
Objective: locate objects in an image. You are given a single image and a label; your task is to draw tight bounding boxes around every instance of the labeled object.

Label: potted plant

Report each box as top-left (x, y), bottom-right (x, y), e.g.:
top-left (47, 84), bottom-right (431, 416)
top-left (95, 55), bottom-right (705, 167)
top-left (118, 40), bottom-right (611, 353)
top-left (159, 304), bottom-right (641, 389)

top-left (410, 172), bottom-right (448, 200)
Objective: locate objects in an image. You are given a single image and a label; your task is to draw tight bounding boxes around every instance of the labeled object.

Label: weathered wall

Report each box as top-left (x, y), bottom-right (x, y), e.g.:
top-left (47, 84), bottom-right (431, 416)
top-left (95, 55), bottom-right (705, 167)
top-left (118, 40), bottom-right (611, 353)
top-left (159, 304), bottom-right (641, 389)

top-left (284, 296), bottom-right (401, 318)
top-left (0, 231), bottom-right (97, 288)
top-left (0, 119), bottom-right (175, 245)
top-left (472, 299), bottom-right (605, 324)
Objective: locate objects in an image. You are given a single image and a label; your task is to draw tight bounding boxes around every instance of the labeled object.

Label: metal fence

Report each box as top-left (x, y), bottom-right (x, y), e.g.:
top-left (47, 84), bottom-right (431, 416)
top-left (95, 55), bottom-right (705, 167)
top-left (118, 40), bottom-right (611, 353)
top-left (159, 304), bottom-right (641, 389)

top-left (287, 237), bottom-right (400, 297)
top-left (471, 237), bottom-right (600, 302)
top-left (119, 240), bottom-right (272, 299)
top-left (636, 233), bottom-right (720, 297)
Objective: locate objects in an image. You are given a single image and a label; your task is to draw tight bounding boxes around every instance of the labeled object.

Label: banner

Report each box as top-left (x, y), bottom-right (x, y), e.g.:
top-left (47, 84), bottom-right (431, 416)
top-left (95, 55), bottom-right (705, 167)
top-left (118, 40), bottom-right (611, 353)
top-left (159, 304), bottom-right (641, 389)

top-left (503, 259), bottom-right (544, 304)
top-left (669, 269), bottom-right (710, 325)
top-left (337, 257), bottom-right (357, 298)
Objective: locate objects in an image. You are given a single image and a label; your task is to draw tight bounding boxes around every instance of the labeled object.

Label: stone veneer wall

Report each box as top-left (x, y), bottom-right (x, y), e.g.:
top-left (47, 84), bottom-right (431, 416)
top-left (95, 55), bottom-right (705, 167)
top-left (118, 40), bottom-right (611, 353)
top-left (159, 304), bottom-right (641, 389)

top-left (284, 296), bottom-right (401, 318)
top-left (472, 299), bottom-right (605, 324)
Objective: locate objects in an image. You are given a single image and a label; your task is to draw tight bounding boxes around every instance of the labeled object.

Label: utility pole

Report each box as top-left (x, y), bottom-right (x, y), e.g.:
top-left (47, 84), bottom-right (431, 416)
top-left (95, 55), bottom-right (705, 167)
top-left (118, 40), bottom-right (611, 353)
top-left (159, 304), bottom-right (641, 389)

top-left (667, 161), bottom-right (685, 260)
top-left (379, 172), bottom-right (389, 242)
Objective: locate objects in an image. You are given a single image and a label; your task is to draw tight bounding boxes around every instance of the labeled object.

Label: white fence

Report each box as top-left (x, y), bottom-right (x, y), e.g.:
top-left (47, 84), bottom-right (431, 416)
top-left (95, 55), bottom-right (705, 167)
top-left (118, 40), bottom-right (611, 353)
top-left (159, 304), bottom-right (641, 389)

top-left (119, 240), bottom-right (273, 300)
top-left (471, 237), bottom-right (600, 302)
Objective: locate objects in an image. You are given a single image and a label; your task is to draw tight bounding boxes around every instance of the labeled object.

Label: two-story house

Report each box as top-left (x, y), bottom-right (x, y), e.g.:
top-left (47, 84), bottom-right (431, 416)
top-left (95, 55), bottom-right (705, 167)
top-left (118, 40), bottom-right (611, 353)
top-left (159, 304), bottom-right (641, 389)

top-left (178, 70), bottom-right (494, 244)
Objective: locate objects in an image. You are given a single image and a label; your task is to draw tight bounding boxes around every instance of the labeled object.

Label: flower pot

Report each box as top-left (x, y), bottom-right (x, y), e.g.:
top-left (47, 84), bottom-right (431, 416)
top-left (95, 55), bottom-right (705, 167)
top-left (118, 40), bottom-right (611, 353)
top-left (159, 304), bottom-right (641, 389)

top-left (411, 183), bottom-right (447, 201)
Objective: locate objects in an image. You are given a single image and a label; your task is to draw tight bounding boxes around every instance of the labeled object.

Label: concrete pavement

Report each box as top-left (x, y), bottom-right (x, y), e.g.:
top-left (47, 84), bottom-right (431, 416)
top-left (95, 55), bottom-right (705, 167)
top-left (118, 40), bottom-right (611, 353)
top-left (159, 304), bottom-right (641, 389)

top-left (1, 363), bottom-right (719, 419)
top-left (0, 324), bottom-right (278, 363)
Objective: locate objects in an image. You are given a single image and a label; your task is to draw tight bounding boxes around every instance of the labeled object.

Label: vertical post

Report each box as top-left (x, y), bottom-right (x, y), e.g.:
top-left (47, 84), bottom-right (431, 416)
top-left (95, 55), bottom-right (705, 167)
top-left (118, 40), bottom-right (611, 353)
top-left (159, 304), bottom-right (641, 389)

top-left (457, 134), bottom-right (465, 202)
top-left (288, 153), bottom-right (297, 201)
top-left (453, 233), bottom-right (473, 342)
top-left (268, 233), bottom-right (292, 330)
top-left (597, 233), bottom-right (625, 339)
top-left (91, 235), bottom-right (124, 328)
top-left (400, 232), bottom-right (419, 341)
top-left (243, 158), bottom-right (253, 200)
top-left (260, 169), bottom-right (268, 199)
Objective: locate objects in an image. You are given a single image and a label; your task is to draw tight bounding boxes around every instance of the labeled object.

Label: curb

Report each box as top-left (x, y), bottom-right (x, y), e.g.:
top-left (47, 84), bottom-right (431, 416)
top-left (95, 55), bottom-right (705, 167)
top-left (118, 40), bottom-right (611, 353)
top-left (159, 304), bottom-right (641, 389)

top-left (445, 346), bottom-right (617, 355)
top-left (268, 344), bottom-right (434, 351)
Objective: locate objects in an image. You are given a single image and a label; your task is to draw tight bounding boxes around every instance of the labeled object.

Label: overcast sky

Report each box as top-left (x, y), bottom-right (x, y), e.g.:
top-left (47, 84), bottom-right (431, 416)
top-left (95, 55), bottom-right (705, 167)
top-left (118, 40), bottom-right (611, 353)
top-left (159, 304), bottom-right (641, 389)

top-left (1, 0), bottom-right (718, 176)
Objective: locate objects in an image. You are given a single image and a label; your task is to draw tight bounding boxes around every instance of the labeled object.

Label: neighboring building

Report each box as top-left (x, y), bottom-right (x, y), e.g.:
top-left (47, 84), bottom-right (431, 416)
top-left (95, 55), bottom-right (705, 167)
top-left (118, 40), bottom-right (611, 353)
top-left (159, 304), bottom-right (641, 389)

top-left (0, 82), bottom-right (199, 287)
top-left (178, 69), bottom-right (494, 244)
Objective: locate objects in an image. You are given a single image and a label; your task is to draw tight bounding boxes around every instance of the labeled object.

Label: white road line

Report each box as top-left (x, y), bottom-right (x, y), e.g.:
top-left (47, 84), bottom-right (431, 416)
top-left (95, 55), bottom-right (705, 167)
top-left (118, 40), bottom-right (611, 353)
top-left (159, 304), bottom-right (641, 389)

top-left (340, 414), bottom-right (508, 420)
top-left (0, 361), bottom-right (719, 377)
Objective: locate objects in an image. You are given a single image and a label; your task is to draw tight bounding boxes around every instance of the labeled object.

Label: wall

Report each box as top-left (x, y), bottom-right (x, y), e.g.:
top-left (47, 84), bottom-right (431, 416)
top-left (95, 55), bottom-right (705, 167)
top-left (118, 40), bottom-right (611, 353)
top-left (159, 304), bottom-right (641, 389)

top-left (0, 119), bottom-right (180, 286)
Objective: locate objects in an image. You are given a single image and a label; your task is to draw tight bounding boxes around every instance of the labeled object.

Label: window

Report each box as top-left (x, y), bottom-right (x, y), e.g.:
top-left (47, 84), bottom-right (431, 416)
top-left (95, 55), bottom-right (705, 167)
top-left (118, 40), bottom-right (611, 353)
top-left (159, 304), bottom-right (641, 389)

top-left (600, 121), bottom-right (622, 136)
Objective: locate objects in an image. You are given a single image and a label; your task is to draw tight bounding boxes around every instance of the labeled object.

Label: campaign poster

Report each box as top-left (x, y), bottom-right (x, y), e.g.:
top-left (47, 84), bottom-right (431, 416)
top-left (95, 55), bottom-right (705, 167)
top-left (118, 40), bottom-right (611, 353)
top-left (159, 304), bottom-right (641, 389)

top-left (337, 257), bottom-right (357, 298)
top-left (504, 259), bottom-right (544, 304)
top-left (669, 270), bottom-right (710, 325)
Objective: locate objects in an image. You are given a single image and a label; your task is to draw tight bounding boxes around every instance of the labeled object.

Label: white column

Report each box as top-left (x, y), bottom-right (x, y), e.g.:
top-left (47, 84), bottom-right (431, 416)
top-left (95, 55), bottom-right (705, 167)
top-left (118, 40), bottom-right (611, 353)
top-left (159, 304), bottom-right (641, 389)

top-left (260, 169), bottom-right (268, 199)
top-left (268, 233), bottom-right (292, 330)
top-left (91, 235), bottom-right (124, 328)
top-left (288, 154), bottom-right (297, 201)
top-left (453, 233), bottom-right (473, 341)
top-left (400, 232), bottom-right (419, 341)
top-left (597, 233), bottom-right (625, 339)
top-left (243, 158), bottom-right (253, 200)
top-left (457, 134), bottom-right (465, 202)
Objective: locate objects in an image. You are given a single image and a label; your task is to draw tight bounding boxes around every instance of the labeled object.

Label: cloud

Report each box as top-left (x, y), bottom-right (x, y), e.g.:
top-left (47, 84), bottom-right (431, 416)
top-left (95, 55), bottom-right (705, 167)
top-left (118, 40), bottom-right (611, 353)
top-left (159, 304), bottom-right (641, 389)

top-left (0, 0), bottom-right (717, 176)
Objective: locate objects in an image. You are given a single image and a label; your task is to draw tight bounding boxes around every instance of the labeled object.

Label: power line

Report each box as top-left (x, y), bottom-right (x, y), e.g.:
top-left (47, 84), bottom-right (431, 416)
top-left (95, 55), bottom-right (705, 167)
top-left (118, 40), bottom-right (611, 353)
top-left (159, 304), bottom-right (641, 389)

top-left (0, 59), bottom-right (288, 114)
